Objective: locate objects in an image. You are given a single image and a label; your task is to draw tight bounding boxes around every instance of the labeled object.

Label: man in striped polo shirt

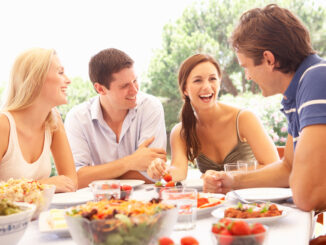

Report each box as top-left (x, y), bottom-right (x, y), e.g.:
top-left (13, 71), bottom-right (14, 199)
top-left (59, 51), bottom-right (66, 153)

top-left (203, 4), bottom-right (326, 212)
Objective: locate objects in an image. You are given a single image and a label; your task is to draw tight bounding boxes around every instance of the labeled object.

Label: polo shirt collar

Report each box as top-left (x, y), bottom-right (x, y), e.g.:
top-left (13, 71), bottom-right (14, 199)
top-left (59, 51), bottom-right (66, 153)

top-left (282, 54), bottom-right (321, 107)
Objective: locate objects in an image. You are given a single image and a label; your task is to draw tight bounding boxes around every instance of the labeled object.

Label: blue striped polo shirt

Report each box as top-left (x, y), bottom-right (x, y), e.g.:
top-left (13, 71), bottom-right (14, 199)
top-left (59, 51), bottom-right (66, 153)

top-left (281, 54), bottom-right (326, 149)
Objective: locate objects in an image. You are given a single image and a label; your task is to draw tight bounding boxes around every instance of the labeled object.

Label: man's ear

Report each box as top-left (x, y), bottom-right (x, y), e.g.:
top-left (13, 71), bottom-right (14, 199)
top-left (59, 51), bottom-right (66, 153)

top-left (263, 50), bottom-right (276, 67)
top-left (94, 82), bottom-right (106, 95)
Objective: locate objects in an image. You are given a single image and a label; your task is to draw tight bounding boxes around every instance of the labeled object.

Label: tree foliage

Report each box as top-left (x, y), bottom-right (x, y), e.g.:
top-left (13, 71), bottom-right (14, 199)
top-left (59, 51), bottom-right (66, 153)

top-left (144, 0), bottom-right (326, 132)
top-left (58, 77), bottom-right (96, 121)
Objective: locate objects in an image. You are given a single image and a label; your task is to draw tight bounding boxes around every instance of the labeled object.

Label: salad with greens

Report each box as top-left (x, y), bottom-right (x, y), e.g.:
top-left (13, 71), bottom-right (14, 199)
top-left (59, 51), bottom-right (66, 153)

top-left (0, 199), bottom-right (22, 216)
top-left (65, 199), bottom-right (177, 245)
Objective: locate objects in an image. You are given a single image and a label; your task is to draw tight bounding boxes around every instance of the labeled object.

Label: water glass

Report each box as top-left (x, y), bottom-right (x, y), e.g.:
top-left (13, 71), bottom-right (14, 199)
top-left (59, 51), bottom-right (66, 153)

top-left (161, 188), bottom-right (197, 231)
top-left (89, 180), bottom-right (120, 201)
top-left (237, 160), bottom-right (258, 171)
top-left (224, 163), bottom-right (248, 173)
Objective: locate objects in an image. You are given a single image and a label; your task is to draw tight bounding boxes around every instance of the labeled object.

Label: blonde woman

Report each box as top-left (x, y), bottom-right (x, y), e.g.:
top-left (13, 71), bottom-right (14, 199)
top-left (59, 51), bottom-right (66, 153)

top-left (0, 48), bottom-right (77, 192)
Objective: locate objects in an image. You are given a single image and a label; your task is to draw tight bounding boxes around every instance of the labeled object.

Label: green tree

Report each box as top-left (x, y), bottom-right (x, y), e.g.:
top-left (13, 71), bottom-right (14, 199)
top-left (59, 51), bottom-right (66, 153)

top-left (57, 77), bottom-right (96, 121)
top-left (144, 0), bottom-right (326, 132)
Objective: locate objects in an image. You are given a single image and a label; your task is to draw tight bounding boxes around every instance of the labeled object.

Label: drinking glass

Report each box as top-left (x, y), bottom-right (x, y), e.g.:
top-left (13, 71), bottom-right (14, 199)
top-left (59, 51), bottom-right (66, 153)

top-left (237, 160), bottom-right (258, 171)
top-left (224, 162), bottom-right (248, 173)
top-left (89, 180), bottom-right (120, 201)
top-left (161, 188), bottom-right (197, 230)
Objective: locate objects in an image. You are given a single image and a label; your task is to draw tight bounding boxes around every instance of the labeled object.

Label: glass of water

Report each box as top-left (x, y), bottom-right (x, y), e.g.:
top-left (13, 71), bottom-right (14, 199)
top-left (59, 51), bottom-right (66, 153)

top-left (237, 160), bottom-right (258, 171)
top-left (89, 180), bottom-right (120, 201)
top-left (161, 188), bottom-right (197, 231)
top-left (224, 162), bottom-right (248, 173)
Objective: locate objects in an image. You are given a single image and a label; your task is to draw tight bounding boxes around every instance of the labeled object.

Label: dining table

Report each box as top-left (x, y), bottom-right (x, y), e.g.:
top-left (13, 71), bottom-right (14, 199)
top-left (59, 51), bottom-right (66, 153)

top-left (19, 183), bottom-right (315, 245)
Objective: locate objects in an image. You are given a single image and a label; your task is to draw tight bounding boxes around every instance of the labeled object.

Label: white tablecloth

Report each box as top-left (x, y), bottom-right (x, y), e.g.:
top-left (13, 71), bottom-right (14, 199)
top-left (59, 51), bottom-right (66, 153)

top-left (19, 185), bottom-right (314, 245)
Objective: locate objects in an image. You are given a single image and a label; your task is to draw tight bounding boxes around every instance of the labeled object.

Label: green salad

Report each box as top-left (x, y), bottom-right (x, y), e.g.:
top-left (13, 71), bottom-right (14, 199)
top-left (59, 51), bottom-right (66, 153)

top-left (65, 199), bottom-right (177, 245)
top-left (0, 199), bottom-right (22, 215)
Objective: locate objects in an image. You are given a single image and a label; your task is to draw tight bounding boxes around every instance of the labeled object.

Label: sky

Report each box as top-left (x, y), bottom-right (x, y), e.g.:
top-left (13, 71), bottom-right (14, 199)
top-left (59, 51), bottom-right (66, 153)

top-left (0, 0), bottom-right (197, 88)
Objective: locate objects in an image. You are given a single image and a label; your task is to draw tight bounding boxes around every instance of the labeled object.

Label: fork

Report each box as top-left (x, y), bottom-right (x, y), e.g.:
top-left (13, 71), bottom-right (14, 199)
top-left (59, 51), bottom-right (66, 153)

top-left (232, 191), bottom-right (266, 204)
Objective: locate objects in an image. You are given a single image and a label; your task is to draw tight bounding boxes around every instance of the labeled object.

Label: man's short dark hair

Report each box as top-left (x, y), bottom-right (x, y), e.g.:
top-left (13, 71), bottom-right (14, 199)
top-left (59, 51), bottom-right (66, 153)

top-left (89, 48), bottom-right (134, 89)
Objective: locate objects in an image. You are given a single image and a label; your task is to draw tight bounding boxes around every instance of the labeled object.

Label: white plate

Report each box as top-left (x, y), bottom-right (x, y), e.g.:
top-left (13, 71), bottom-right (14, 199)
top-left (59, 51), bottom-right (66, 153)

top-left (197, 193), bottom-right (225, 216)
top-left (38, 210), bottom-right (70, 237)
top-left (226, 188), bottom-right (292, 202)
top-left (211, 204), bottom-right (288, 224)
top-left (182, 179), bottom-right (203, 190)
top-left (51, 189), bottom-right (94, 207)
top-left (119, 179), bottom-right (145, 188)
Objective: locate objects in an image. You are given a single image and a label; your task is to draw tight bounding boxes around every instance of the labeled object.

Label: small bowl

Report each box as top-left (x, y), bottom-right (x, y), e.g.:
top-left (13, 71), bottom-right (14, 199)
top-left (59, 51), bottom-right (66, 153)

top-left (211, 225), bottom-right (268, 245)
top-left (32, 185), bottom-right (56, 219)
top-left (0, 202), bottom-right (36, 245)
top-left (89, 180), bottom-right (121, 201)
top-left (0, 179), bottom-right (55, 220)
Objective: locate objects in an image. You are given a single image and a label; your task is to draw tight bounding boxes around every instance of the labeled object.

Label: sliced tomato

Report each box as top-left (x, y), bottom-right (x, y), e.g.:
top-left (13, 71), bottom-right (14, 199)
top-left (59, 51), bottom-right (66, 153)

top-left (197, 197), bottom-right (209, 208)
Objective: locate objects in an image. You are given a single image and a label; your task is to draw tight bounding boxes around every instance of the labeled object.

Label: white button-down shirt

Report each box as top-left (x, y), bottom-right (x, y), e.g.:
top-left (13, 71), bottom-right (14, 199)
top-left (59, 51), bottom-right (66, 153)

top-left (64, 92), bottom-right (167, 179)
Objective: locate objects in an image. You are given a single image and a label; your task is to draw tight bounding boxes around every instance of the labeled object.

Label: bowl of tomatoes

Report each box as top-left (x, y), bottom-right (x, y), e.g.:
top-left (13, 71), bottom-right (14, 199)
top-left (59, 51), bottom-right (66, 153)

top-left (211, 218), bottom-right (268, 245)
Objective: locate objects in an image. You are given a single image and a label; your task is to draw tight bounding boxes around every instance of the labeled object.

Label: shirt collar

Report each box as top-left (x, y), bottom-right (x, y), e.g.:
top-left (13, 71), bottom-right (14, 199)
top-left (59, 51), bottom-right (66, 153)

top-left (90, 92), bottom-right (146, 121)
top-left (282, 54), bottom-right (322, 107)
top-left (90, 96), bottom-right (103, 121)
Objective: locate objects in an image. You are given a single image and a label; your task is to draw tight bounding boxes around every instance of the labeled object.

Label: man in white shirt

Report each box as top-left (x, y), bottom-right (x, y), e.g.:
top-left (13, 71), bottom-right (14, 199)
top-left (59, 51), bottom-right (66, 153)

top-left (65, 48), bottom-right (167, 188)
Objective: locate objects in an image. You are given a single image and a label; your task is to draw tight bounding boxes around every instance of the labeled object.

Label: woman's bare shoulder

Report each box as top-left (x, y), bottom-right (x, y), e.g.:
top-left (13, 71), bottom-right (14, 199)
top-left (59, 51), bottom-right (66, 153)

top-left (171, 122), bottom-right (182, 135)
top-left (170, 123), bottom-right (183, 142)
top-left (219, 102), bottom-right (240, 113)
top-left (0, 114), bottom-right (10, 133)
top-left (238, 108), bottom-right (259, 123)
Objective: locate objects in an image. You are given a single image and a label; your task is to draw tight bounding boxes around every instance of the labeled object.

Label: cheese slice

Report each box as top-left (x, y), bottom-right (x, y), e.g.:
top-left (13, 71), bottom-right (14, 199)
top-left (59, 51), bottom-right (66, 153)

top-left (47, 209), bottom-right (67, 229)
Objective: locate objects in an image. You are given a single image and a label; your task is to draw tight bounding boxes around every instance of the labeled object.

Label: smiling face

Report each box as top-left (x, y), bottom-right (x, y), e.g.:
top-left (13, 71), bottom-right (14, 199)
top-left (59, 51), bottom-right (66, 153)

top-left (100, 66), bottom-right (139, 111)
top-left (39, 54), bottom-right (71, 107)
top-left (183, 61), bottom-right (221, 110)
top-left (236, 51), bottom-right (281, 97)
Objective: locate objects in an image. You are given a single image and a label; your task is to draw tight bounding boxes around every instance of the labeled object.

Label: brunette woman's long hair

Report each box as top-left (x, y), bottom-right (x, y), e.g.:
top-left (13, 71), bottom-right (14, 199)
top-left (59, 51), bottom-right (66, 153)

top-left (178, 54), bottom-right (221, 162)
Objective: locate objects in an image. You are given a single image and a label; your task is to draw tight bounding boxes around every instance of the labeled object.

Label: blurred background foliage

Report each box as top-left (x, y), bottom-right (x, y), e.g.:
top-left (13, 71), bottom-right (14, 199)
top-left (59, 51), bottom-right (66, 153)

top-left (0, 0), bottom-right (325, 157)
top-left (57, 77), bottom-right (96, 121)
top-left (143, 0), bottom-right (326, 137)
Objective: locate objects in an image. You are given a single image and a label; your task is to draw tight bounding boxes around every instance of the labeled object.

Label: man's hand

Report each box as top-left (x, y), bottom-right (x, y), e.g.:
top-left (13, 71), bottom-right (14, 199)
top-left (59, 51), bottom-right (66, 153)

top-left (203, 170), bottom-right (234, 194)
top-left (131, 136), bottom-right (167, 171)
top-left (147, 158), bottom-right (168, 180)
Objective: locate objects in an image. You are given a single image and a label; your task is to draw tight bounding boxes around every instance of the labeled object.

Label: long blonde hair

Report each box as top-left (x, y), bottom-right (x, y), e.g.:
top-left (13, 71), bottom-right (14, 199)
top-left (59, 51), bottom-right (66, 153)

top-left (2, 48), bottom-right (58, 130)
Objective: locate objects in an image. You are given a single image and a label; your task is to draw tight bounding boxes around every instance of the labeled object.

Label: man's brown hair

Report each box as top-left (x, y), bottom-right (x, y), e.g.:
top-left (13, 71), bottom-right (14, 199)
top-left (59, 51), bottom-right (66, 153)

top-left (230, 4), bottom-right (315, 73)
top-left (89, 48), bottom-right (134, 89)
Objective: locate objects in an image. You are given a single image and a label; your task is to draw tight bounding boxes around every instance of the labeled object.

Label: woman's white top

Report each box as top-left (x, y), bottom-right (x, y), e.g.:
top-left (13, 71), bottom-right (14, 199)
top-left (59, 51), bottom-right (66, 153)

top-left (0, 111), bottom-right (52, 181)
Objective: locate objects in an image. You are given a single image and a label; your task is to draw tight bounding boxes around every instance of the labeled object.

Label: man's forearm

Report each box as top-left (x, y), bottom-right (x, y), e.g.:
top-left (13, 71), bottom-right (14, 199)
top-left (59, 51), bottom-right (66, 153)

top-left (233, 160), bottom-right (291, 189)
top-left (77, 156), bottom-right (134, 188)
